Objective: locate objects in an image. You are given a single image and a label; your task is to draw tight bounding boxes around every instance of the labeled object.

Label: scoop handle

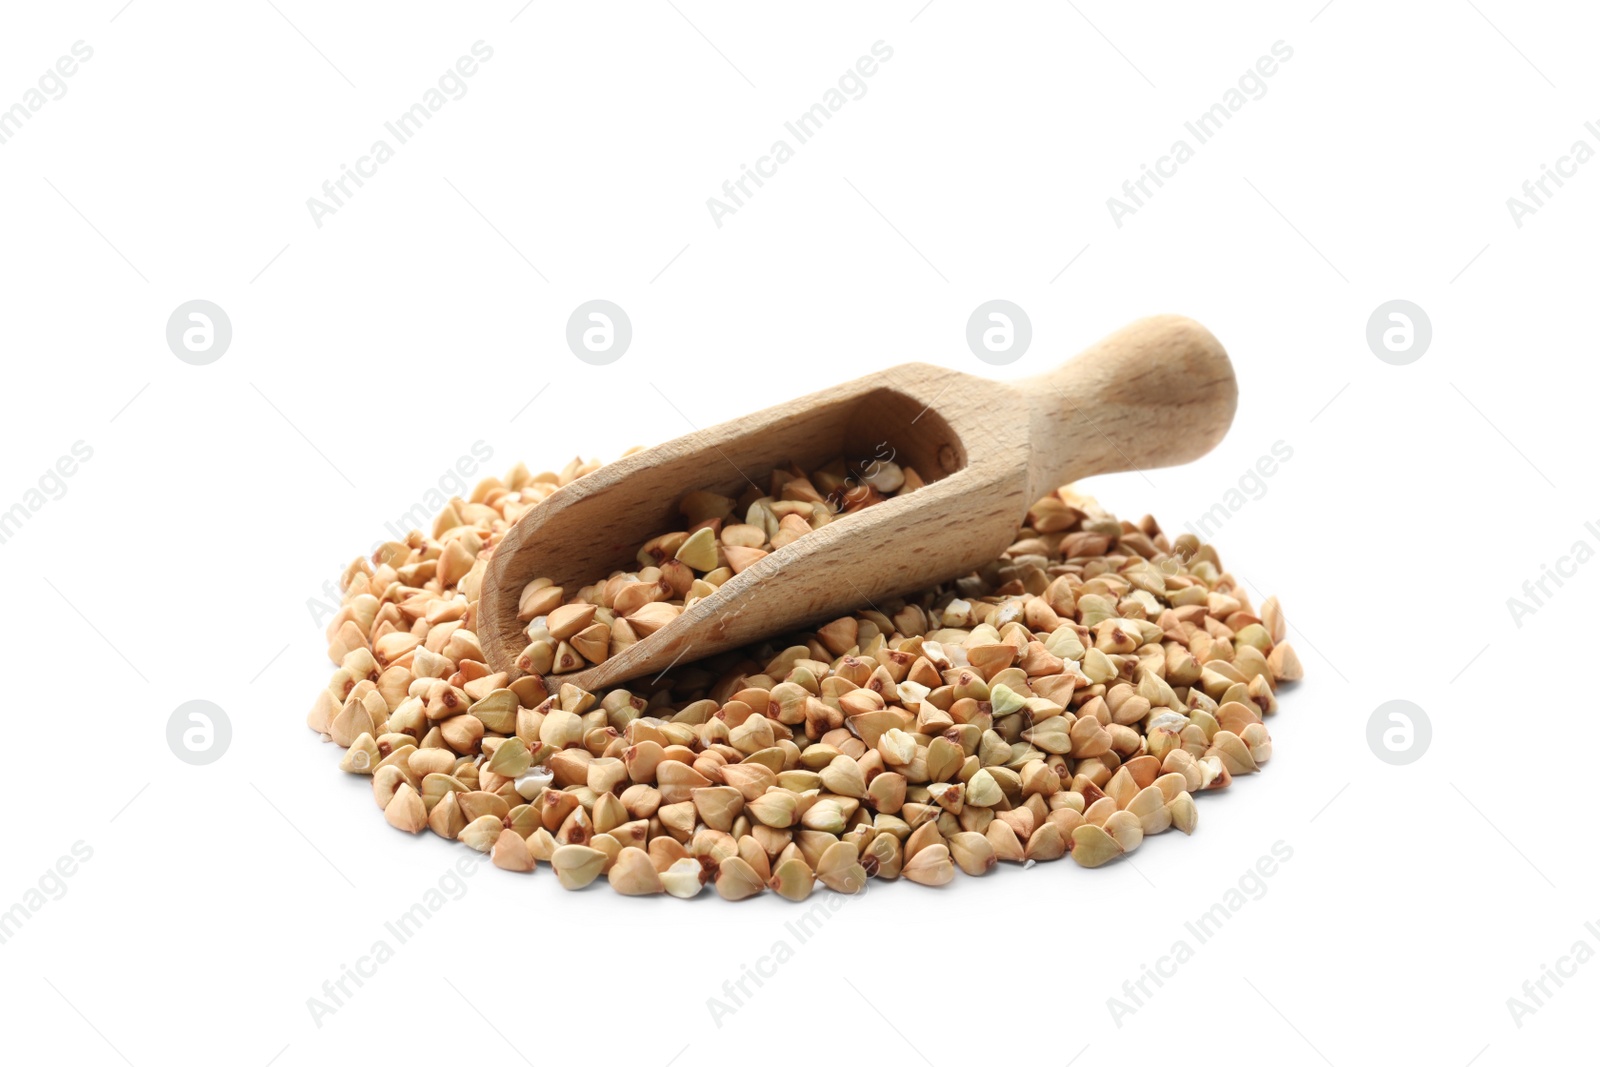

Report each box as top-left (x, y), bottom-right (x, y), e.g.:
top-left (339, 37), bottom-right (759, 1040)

top-left (1019, 315), bottom-right (1238, 502)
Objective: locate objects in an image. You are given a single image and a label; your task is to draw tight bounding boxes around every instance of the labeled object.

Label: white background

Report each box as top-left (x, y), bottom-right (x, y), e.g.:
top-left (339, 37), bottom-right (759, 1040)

top-left (1, 2), bottom-right (1593, 1065)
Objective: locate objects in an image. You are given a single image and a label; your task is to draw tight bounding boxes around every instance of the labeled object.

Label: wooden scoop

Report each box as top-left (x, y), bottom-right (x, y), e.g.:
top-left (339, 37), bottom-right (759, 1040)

top-left (479, 315), bottom-right (1237, 690)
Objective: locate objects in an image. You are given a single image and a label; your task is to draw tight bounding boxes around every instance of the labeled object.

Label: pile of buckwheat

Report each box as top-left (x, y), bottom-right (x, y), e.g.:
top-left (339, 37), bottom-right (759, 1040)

top-left (306, 453), bottom-right (1302, 900)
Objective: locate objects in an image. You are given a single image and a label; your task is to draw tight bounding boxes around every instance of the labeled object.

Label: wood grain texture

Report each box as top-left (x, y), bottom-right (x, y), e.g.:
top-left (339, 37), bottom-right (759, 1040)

top-left (478, 315), bottom-right (1236, 689)
top-left (1021, 313), bottom-right (1238, 501)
